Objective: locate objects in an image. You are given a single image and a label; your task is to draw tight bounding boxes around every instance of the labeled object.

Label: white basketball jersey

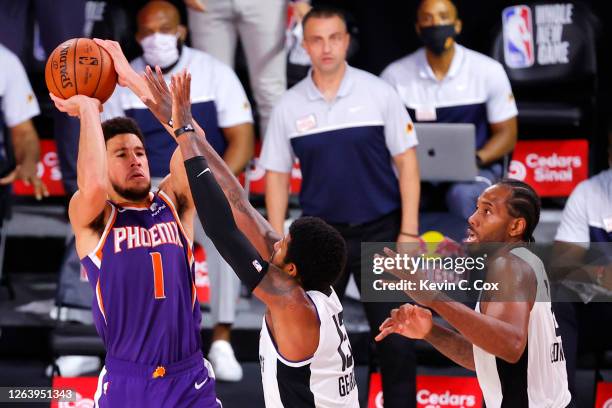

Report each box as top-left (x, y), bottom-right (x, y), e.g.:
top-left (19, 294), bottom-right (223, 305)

top-left (259, 288), bottom-right (359, 408)
top-left (473, 247), bottom-right (571, 408)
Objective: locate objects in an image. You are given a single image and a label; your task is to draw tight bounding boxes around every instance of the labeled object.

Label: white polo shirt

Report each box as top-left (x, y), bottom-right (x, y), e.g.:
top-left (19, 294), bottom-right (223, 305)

top-left (555, 169), bottom-right (612, 244)
top-left (260, 64), bottom-right (417, 224)
top-left (103, 46), bottom-right (253, 177)
top-left (0, 44), bottom-right (40, 154)
top-left (381, 44), bottom-right (517, 150)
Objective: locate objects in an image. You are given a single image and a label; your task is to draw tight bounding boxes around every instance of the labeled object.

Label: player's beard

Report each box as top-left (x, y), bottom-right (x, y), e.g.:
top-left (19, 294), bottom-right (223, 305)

top-left (112, 181), bottom-right (151, 202)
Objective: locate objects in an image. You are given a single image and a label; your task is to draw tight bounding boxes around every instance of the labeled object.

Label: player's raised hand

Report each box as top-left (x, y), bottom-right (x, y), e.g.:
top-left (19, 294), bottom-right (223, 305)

top-left (170, 70), bottom-right (193, 129)
top-left (375, 304), bottom-right (433, 341)
top-left (50, 93), bottom-right (101, 117)
top-left (142, 65), bottom-right (173, 127)
top-left (93, 39), bottom-right (135, 87)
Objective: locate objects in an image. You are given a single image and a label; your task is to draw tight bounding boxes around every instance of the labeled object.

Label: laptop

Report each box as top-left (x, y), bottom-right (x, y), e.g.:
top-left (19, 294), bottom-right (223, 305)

top-left (414, 123), bottom-right (478, 182)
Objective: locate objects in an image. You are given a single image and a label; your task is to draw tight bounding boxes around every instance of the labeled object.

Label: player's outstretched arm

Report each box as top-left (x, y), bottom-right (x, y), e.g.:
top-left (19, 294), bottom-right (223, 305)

top-left (170, 70), bottom-right (315, 305)
top-left (427, 255), bottom-right (536, 364)
top-left (142, 66), bottom-right (280, 259)
top-left (375, 304), bottom-right (475, 370)
top-left (379, 248), bottom-right (535, 363)
top-left (50, 95), bottom-right (108, 244)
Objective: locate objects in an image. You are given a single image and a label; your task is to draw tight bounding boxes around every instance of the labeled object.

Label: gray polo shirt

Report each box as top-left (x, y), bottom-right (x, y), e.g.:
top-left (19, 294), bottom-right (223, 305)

top-left (260, 64), bottom-right (417, 224)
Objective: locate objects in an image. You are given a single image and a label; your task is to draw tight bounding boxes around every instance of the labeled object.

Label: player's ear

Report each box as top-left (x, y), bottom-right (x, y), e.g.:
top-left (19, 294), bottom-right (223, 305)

top-left (178, 25), bottom-right (188, 42)
top-left (284, 262), bottom-right (298, 278)
top-left (455, 18), bottom-right (462, 35)
top-left (509, 217), bottom-right (527, 239)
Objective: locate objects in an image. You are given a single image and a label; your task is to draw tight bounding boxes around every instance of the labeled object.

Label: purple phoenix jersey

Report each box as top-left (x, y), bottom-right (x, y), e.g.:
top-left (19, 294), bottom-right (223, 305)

top-left (80, 191), bottom-right (220, 407)
top-left (81, 191), bottom-right (200, 363)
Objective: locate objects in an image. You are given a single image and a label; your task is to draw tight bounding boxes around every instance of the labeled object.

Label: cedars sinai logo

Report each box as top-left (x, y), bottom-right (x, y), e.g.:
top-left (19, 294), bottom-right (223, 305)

top-left (511, 152), bottom-right (582, 183)
top-left (417, 389), bottom-right (476, 408)
top-left (508, 159), bottom-right (527, 181)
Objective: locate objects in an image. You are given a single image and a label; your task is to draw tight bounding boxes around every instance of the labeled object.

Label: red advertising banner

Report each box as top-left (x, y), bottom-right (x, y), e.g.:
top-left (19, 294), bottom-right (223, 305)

top-left (13, 139), bottom-right (66, 196)
top-left (508, 139), bottom-right (588, 197)
top-left (240, 141), bottom-right (302, 196)
top-left (51, 376), bottom-right (99, 408)
top-left (368, 373), bottom-right (483, 408)
top-left (194, 243), bottom-right (210, 305)
top-left (595, 382), bottom-right (612, 408)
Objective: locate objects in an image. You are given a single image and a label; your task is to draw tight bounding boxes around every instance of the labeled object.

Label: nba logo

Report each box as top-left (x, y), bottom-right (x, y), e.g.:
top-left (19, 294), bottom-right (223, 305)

top-left (502, 5), bottom-right (535, 68)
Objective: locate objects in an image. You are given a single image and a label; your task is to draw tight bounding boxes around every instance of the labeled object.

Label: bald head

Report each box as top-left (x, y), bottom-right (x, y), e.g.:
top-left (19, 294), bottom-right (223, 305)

top-left (138, 1), bottom-right (180, 26)
top-left (136, 0), bottom-right (185, 42)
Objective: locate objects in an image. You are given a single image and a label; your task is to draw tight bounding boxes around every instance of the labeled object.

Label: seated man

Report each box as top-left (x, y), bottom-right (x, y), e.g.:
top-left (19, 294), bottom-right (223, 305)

top-left (0, 43), bottom-right (46, 200)
top-left (102, 0), bottom-right (255, 381)
top-left (381, 0), bottom-right (517, 220)
top-left (552, 131), bottom-right (612, 397)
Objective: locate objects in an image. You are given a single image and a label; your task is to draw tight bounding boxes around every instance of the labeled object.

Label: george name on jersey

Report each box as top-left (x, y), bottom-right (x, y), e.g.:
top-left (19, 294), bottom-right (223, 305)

top-left (338, 370), bottom-right (357, 397)
top-left (113, 222), bottom-right (184, 253)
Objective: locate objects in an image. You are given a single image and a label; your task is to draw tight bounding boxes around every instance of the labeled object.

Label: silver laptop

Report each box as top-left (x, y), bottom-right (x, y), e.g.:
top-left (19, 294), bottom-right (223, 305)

top-left (414, 123), bottom-right (478, 182)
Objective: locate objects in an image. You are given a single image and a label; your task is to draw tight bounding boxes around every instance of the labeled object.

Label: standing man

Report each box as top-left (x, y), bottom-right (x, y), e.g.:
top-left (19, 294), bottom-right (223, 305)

top-left (381, 0), bottom-right (518, 220)
top-left (377, 180), bottom-right (572, 408)
top-left (260, 7), bottom-right (420, 407)
top-left (102, 0), bottom-right (255, 381)
top-left (187, 0), bottom-right (311, 135)
top-left (0, 41), bottom-right (47, 292)
top-left (0, 43), bottom-right (46, 200)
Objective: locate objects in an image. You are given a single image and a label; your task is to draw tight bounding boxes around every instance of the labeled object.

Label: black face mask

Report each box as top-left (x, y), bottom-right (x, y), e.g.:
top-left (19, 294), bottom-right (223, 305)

top-left (419, 24), bottom-right (457, 55)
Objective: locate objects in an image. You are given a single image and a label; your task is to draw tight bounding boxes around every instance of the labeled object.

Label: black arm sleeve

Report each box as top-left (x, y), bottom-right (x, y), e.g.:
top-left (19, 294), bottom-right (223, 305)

top-left (184, 156), bottom-right (268, 291)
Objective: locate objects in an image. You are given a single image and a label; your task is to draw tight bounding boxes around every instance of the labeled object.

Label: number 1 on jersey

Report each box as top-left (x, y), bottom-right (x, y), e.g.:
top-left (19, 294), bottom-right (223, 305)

top-left (150, 252), bottom-right (166, 299)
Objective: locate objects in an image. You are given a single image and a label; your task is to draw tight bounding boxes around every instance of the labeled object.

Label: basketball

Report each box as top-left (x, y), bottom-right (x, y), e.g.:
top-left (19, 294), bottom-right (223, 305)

top-left (45, 38), bottom-right (117, 104)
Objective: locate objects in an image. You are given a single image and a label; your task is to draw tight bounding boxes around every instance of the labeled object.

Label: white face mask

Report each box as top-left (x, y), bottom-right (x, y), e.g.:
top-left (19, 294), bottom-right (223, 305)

top-left (140, 32), bottom-right (179, 69)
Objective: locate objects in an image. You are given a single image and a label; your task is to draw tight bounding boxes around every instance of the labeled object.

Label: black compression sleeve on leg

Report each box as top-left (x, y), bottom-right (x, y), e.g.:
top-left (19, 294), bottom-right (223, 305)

top-left (184, 156), bottom-right (268, 292)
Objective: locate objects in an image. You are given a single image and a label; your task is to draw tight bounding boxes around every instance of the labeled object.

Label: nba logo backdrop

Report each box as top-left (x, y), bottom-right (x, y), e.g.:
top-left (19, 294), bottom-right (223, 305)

top-left (502, 5), bottom-right (535, 68)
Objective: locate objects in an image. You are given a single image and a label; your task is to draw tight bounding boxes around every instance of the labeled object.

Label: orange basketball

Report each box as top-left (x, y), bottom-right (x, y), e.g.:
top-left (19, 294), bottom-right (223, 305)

top-left (45, 38), bottom-right (117, 104)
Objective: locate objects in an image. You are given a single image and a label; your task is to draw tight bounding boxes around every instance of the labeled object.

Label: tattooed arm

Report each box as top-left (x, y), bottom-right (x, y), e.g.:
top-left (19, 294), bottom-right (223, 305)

top-left (188, 119), bottom-right (279, 259)
top-left (168, 71), bottom-right (318, 359)
top-left (142, 66), bottom-right (279, 259)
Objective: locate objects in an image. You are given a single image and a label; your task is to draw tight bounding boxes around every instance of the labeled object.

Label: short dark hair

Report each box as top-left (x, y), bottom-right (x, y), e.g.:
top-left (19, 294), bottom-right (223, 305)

top-left (284, 217), bottom-right (347, 292)
top-left (302, 6), bottom-right (348, 33)
top-left (417, 0), bottom-right (459, 20)
top-left (497, 179), bottom-right (541, 242)
top-left (101, 117), bottom-right (145, 145)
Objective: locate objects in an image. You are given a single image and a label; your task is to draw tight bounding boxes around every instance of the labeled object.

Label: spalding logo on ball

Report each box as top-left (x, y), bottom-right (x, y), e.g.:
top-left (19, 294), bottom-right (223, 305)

top-left (45, 38), bottom-right (117, 103)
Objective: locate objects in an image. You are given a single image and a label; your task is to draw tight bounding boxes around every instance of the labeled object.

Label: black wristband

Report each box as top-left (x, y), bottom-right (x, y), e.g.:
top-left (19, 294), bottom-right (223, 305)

top-left (400, 231), bottom-right (420, 239)
top-left (174, 124), bottom-right (195, 137)
top-left (475, 154), bottom-right (484, 167)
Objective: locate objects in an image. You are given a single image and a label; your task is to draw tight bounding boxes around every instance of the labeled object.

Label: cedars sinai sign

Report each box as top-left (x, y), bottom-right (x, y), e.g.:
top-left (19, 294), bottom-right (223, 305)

top-left (509, 139), bottom-right (588, 197)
